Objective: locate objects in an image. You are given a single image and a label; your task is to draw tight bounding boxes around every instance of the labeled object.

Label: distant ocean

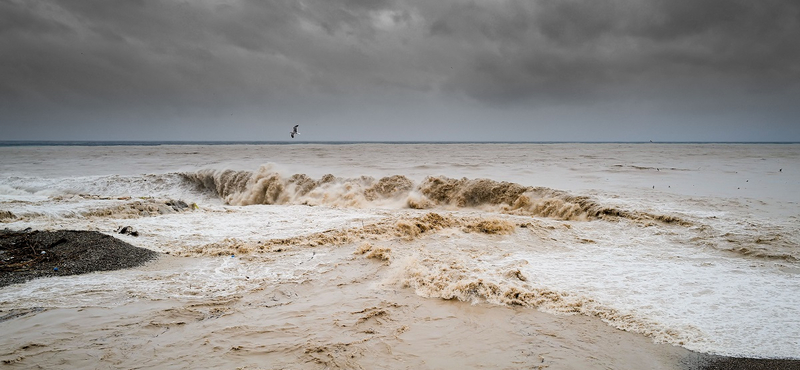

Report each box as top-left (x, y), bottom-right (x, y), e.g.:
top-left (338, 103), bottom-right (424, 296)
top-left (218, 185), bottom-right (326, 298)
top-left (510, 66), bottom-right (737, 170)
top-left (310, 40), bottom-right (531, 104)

top-left (2, 140), bottom-right (798, 146)
top-left (1, 142), bottom-right (798, 367)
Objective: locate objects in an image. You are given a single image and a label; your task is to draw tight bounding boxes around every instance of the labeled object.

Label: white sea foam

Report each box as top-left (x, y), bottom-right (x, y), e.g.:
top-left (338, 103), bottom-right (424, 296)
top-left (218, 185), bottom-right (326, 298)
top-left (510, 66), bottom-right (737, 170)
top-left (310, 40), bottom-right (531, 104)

top-left (0, 251), bottom-right (337, 307)
top-left (1, 143), bottom-right (798, 360)
top-left (511, 222), bottom-right (800, 358)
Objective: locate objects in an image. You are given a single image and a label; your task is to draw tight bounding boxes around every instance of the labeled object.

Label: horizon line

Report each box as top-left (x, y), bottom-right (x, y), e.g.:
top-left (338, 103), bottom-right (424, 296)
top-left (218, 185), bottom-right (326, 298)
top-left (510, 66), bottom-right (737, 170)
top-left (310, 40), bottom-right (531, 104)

top-left (1, 140), bottom-right (799, 146)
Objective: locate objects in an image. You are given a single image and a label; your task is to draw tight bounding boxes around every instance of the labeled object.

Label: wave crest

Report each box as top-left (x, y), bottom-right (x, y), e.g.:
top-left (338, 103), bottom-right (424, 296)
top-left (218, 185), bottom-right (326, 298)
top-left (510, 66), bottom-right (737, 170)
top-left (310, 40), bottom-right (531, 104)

top-left (180, 167), bottom-right (687, 223)
top-left (417, 176), bottom-right (630, 221)
top-left (391, 254), bottom-right (704, 347)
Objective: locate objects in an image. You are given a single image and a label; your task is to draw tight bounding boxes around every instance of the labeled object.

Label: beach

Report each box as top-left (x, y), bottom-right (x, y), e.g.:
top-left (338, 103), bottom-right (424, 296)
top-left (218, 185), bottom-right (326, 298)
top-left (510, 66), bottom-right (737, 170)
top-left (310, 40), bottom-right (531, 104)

top-left (1, 143), bottom-right (799, 369)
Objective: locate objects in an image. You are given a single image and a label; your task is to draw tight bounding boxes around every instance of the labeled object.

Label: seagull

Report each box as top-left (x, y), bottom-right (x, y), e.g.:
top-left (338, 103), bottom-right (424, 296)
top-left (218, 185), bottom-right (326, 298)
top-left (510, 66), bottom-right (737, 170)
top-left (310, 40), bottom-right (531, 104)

top-left (290, 125), bottom-right (299, 138)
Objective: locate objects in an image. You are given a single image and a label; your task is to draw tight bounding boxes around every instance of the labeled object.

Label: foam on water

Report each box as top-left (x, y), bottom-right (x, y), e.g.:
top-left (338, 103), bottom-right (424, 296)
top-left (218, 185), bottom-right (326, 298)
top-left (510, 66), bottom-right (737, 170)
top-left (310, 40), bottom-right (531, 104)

top-left (1, 143), bottom-right (799, 360)
top-left (178, 167), bottom-right (694, 229)
top-left (375, 217), bottom-right (800, 358)
top-left (0, 250), bottom-right (337, 307)
top-left (511, 224), bottom-right (800, 358)
top-left (4, 202), bottom-right (384, 256)
top-left (1, 173), bottom-right (209, 202)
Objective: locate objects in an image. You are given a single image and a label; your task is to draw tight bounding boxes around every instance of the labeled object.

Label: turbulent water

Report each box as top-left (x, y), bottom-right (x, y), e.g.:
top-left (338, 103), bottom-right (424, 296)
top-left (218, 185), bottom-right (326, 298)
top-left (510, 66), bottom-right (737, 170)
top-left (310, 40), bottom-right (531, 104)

top-left (1, 143), bottom-right (799, 367)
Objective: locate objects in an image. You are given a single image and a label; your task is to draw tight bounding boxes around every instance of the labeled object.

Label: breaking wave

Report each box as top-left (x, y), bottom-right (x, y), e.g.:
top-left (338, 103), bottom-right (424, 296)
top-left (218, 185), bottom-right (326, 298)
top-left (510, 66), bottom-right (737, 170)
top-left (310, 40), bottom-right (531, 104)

top-left (180, 166), bottom-right (687, 224)
top-left (387, 254), bottom-right (706, 348)
top-left (176, 212), bottom-right (516, 257)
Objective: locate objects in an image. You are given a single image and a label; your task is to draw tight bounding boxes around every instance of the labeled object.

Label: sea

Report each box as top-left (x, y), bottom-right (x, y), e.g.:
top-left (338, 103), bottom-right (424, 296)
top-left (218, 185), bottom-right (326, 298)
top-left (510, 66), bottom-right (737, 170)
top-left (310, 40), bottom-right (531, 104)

top-left (0, 142), bottom-right (798, 368)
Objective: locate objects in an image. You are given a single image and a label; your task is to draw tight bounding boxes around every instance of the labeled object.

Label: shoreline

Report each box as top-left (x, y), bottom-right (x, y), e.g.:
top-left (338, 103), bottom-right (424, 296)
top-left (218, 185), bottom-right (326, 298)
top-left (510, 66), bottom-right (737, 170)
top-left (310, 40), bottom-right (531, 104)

top-left (1, 229), bottom-right (798, 369)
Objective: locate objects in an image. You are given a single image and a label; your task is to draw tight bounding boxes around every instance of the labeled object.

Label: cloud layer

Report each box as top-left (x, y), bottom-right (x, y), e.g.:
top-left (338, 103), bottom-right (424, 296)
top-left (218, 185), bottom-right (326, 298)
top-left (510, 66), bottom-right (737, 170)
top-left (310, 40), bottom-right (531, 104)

top-left (2, 0), bottom-right (798, 141)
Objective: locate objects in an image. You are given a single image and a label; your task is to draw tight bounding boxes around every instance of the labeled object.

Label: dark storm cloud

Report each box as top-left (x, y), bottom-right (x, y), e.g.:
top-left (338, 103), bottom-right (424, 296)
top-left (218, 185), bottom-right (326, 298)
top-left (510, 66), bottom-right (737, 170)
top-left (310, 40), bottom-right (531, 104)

top-left (428, 0), bottom-right (800, 104)
top-left (0, 0), bottom-right (798, 140)
top-left (1, 0), bottom-right (405, 105)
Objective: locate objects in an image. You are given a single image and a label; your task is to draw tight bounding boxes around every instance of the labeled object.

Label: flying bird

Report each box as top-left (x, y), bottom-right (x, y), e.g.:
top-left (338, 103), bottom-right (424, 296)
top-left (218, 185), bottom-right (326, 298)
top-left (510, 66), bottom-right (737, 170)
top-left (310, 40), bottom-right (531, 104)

top-left (290, 125), bottom-right (299, 138)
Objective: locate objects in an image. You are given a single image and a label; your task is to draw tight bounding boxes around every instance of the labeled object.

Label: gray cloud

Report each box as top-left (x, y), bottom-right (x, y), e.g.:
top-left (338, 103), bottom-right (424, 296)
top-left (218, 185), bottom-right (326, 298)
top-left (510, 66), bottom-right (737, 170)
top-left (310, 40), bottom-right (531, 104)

top-left (429, 0), bottom-right (800, 104)
top-left (1, 0), bottom-right (798, 141)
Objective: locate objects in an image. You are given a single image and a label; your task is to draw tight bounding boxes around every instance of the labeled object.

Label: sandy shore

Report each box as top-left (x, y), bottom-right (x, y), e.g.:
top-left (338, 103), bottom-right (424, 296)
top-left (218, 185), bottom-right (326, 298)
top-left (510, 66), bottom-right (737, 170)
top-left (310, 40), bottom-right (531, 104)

top-left (1, 229), bottom-right (798, 369)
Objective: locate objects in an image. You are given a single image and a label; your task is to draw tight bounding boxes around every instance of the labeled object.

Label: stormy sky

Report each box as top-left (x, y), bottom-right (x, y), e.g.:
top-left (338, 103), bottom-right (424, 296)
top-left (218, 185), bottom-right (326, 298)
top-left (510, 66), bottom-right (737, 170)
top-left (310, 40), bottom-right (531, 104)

top-left (1, 0), bottom-right (799, 142)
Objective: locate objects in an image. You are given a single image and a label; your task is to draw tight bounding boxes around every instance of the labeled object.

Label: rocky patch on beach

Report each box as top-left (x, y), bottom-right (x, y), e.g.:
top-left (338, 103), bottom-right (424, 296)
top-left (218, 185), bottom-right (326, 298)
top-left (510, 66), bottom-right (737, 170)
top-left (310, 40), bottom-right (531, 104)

top-left (687, 355), bottom-right (800, 370)
top-left (0, 229), bottom-right (158, 288)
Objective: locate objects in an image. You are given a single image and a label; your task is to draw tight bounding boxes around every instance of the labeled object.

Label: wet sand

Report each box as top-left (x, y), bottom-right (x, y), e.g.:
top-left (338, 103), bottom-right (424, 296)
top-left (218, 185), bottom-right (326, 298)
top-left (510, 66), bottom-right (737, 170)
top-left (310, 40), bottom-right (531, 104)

top-left (2, 229), bottom-right (798, 369)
